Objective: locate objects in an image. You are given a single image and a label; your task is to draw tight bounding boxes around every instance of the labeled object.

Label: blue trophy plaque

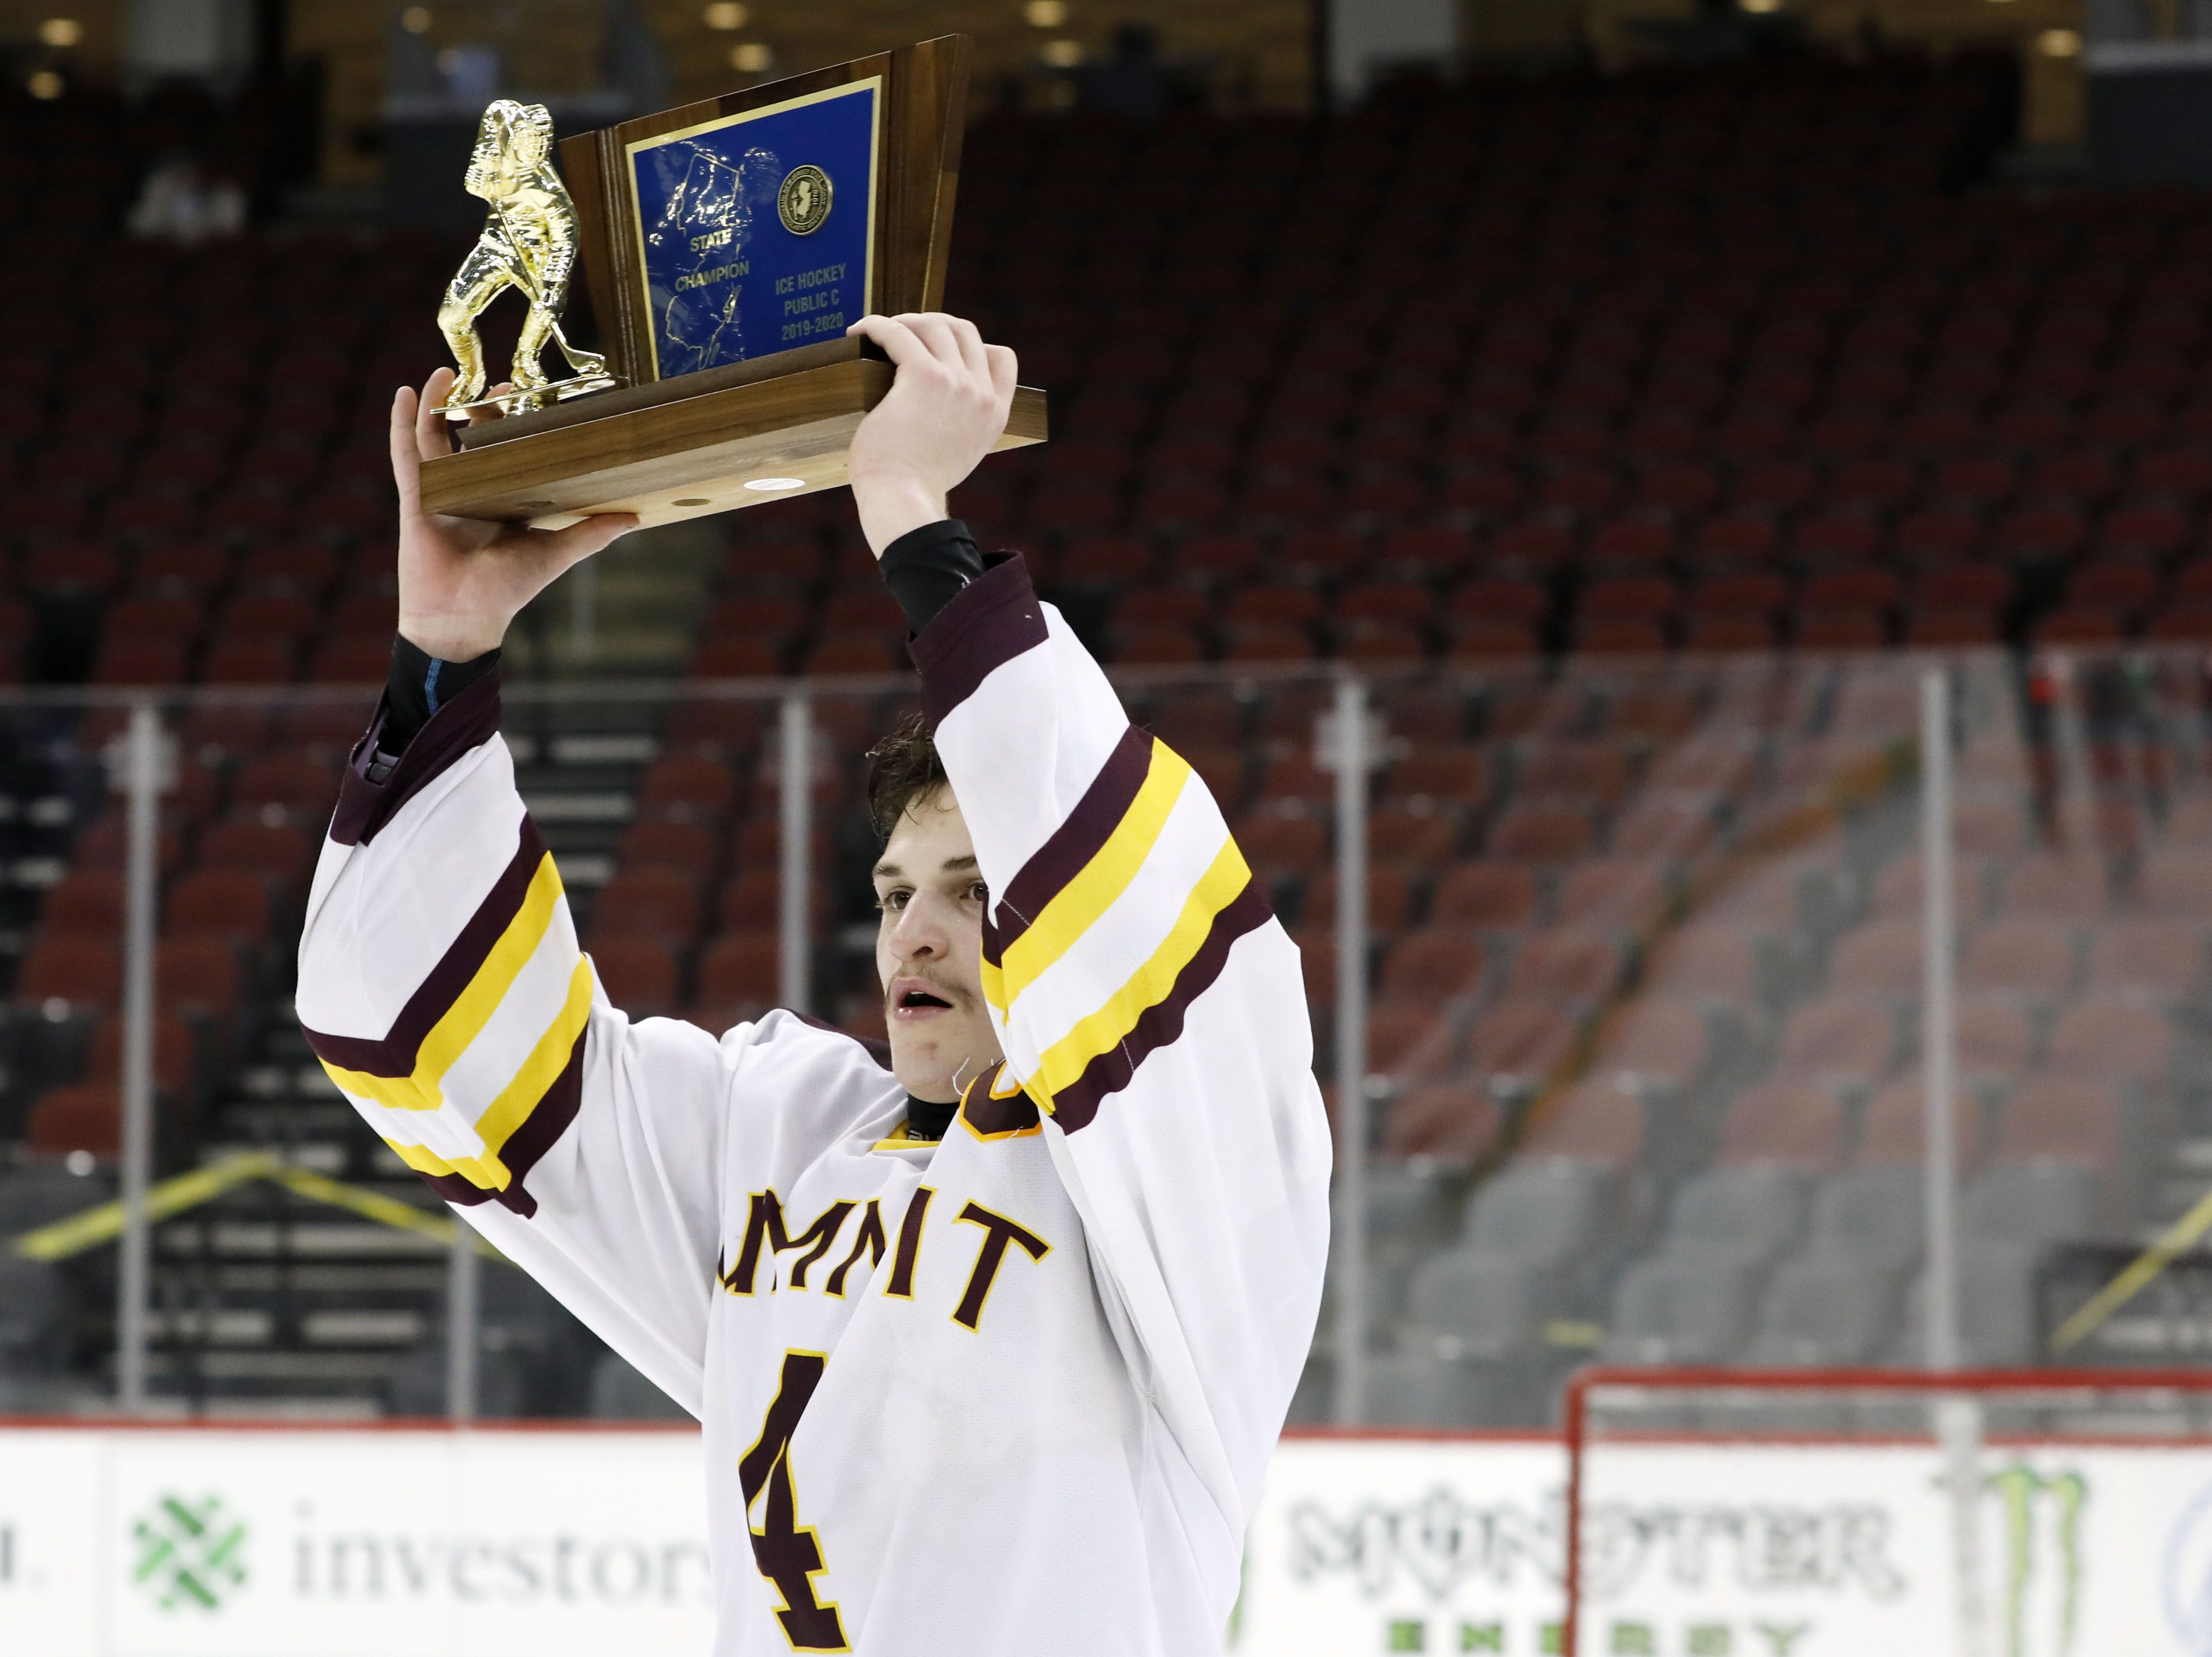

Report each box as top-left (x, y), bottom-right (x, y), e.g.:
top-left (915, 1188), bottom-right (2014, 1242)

top-left (623, 77), bottom-right (880, 380)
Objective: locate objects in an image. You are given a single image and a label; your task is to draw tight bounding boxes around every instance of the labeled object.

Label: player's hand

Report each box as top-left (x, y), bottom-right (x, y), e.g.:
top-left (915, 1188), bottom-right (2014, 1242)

top-left (390, 367), bottom-right (639, 661)
top-left (844, 313), bottom-right (1017, 555)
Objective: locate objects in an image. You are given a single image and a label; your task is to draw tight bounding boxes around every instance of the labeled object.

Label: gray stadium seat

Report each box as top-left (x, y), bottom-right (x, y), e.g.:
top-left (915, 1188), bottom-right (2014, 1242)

top-left (1459, 1157), bottom-right (1615, 1266)
top-left (1962, 1163), bottom-right (2097, 1247)
top-left (1600, 1254), bottom-right (1763, 1365)
top-left (1366, 1159), bottom-right (1451, 1237)
top-left (1744, 1253), bottom-right (1900, 1366)
top-left (1895, 1242), bottom-right (2042, 1365)
top-left (1807, 1166), bottom-right (1924, 1274)
top-left (1403, 1250), bottom-right (1546, 1363)
top-left (1364, 1345), bottom-right (1493, 1428)
top-left (1660, 1164), bottom-right (1810, 1266)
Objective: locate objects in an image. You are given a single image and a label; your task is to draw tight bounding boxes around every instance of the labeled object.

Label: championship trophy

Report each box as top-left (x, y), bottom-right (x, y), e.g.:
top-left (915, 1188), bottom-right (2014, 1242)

top-left (418, 35), bottom-right (1046, 529)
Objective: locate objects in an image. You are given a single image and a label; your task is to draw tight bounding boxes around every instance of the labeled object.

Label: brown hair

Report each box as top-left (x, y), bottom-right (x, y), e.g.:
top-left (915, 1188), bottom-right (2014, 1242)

top-left (864, 714), bottom-right (950, 839)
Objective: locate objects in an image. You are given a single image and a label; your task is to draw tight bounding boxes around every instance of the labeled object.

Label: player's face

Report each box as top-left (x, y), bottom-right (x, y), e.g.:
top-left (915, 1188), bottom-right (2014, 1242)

top-left (873, 785), bottom-right (1004, 1106)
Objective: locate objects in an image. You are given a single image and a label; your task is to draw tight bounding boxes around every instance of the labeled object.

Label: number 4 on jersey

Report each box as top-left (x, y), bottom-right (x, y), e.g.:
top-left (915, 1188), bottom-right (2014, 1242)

top-left (740, 1351), bottom-right (849, 1651)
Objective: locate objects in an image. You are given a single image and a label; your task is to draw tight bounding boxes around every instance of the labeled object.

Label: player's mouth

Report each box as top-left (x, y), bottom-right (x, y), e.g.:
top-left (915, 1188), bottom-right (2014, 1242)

top-left (889, 979), bottom-right (958, 1021)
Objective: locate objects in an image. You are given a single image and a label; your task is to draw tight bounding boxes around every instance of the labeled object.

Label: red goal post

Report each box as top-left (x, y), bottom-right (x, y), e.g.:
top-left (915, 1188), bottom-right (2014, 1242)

top-left (1560, 1364), bottom-right (2212, 1657)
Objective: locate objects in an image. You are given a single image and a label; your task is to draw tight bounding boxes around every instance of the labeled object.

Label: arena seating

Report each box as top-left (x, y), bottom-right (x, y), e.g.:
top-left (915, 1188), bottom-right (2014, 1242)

top-left (6, 56), bottom-right (2212, 1417)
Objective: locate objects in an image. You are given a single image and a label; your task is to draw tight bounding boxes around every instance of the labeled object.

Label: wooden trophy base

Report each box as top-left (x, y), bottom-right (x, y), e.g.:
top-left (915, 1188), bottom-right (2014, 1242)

top-left (418, 337), bottom-right (1047, 530)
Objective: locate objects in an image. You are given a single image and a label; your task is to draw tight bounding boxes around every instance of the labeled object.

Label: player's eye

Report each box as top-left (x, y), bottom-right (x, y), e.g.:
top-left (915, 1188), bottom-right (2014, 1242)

top-left (969, 882), bottom-right (989, 904)
top-left (876, 889), bottom-right (911, 912)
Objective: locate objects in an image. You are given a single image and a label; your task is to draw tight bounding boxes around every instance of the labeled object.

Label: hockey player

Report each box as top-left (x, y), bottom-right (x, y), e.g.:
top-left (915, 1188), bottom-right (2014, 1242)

top-left (296, 311), bottom-right (1332, 1653)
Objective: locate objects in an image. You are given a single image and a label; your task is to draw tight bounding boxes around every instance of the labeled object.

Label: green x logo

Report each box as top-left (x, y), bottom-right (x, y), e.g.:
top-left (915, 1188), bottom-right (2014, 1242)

top-left (130, 1492), bottom-right (247, 1611)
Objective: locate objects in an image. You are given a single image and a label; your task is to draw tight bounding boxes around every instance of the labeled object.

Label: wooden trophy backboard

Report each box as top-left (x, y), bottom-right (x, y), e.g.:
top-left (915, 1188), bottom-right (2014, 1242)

top-left (418, 35), bottom-right (1045, 529)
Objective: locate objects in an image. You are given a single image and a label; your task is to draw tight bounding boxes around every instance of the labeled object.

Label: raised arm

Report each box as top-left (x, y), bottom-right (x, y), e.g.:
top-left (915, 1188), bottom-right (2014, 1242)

top-left (847, 314), bottom-right (1333, 1530)
top-left (294, 377), bottom-right (871, 1416)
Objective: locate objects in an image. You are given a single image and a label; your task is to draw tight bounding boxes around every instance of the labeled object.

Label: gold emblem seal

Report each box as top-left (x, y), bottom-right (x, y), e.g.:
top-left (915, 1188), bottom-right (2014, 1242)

top-left (777, 165), bottom-right (832, 235)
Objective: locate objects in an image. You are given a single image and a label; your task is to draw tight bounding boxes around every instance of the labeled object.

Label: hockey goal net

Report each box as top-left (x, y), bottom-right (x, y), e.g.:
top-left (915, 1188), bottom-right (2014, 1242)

top-left (1561, 1365), bottom-right (2212, 1657)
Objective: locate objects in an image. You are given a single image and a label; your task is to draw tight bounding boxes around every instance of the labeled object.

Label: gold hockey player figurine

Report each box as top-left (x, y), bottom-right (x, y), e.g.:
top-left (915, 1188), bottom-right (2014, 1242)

top-left (436, 100), bottom-right (618, 419)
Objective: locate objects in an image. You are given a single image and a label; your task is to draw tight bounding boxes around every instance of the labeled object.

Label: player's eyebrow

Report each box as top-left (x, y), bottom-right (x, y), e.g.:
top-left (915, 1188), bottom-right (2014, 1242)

top-left (873, 854), bottom-right (978, 881)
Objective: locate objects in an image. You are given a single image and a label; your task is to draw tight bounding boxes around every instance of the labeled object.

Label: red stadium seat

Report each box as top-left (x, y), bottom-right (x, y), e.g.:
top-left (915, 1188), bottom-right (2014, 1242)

top-left (1854, 1080), bottom-right (1981, 1170)
top-left (24, 1085), bottom-right (121, 1159)
top-left (1485, 802), bottom-right (1596, 864)
top-left (197, 819), bottom-right (314, 880)
top-left (1381, 1085), bottom-right (1501, 1163)
top-left (1718, 1082), bottom-right (1845, 1170)
top-left (1464, 1000), bottom-right (1575, 1087)
top-left (165, 871), bottom-right (275, 946)
top-left (1826, 920), bottom-right (1923, 997)
top-left (39, 871), bottom-right (126, 937)
top-left (155, 938), bottom-right (242, 1020)
top-left (1554, 859), bottom-right (1670, 930)
top-left (1960, 921), bottom-right (2075, 1002)
top-left (693, 930), bottom-right (782, 1020)
top-left (1503, 928), bottom-right (1625, 1004)
top-left (233, 753), bottom-right (340, 820)
top-left (1430, 862), bottom-right (1540, 929)
top-left (592, 869), bottom-right (705, 944)
top-left (1234, 806), bottom-right (1328, 876)
top-left (84, 1014), bottom-right (196, 1094)
top-left (2048, 1000), bottom-right (2174, 1087)
top-left (1996, 1079), bottom-right (2123, 1167)
top-left (1516, 742), bottom-right (1633, 807)
top-left (1378, 929), bottom-right (1488, 1005)
top-left (589, 938), bottom-right (681, 1018)
top-left (17, 936), bottom-right (121, 1008)
top-left (1301, 868), bottom-right (1414, 933)
top-left (1515, 1082), bottom-right (1643, 1168)
top-left (1774, 997), bottom-right (1897, 1086)
top-left (1959, 997), bottom-right (2034, 1080)
top-left (2087, 920), bottom-right (2207, 1000)
top-left (617, 818), bottom-right (719, 880)
top-left (637, 755), bottom-right (741, 821)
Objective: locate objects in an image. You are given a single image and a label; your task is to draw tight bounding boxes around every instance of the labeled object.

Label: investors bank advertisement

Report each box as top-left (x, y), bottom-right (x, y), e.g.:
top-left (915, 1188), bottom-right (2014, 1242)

top-left (7, 1427), bottom-right (2212, 1653)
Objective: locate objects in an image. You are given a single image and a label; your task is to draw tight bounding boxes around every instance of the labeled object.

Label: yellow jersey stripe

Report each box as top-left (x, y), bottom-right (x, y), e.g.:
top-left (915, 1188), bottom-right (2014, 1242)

top-left (1030, 835), bottom-right (1251, 1102)
top-left (379, 955), bottom-right (595, 1192)
top-left (982, 743), bottom-right (1193, 1017)
top-left (320, 851), bottom-right (566, 1113)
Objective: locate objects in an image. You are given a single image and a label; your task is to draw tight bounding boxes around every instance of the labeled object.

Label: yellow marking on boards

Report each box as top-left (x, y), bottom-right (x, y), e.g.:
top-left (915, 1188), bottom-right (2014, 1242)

top-left (319, 853), bottom-right (565, 1112)
top-left (9, 1154), bottom-right (504, 1262)
top-left (2053, 1183), bottom-right (2212, 1353)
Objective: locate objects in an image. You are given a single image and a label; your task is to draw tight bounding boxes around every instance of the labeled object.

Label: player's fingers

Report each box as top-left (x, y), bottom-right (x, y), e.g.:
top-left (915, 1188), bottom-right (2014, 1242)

top-left (984, 343), bottom-right (1019, 406)
top-left (532, 512), bottom-right (641, 570)
top-left (415, 368), bottom-right (456, 465)
top-left (467, 383), bottom-right (512, 425)
top-left (389, 386), bottom-right (424, 512)
top-left (894, 312), bottom-right (963, 368)
top-left (943, 314), bottom-right (990, 378)
top-left (848, 313), bottom-right (930, 370)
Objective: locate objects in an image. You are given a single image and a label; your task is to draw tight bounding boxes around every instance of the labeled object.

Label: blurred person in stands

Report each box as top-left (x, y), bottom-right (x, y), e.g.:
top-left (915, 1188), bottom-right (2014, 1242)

top-left (294, 312), bottom-right (1329, 1653)
top-left (125, 151), bottom-right (246, 244)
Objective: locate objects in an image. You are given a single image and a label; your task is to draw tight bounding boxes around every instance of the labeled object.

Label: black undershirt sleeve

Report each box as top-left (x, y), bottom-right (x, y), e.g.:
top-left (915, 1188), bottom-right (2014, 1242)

top-left (878, 518), bottom-right (986, 633)
top-left (877, 518), bottom-right (991, 1141)
top-left (382, 635), bottom-right (502, 754)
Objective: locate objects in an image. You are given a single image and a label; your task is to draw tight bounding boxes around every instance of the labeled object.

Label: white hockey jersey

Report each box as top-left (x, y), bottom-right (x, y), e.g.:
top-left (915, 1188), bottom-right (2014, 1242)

top-left (294, 552), bottom-right (1332, 1654)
